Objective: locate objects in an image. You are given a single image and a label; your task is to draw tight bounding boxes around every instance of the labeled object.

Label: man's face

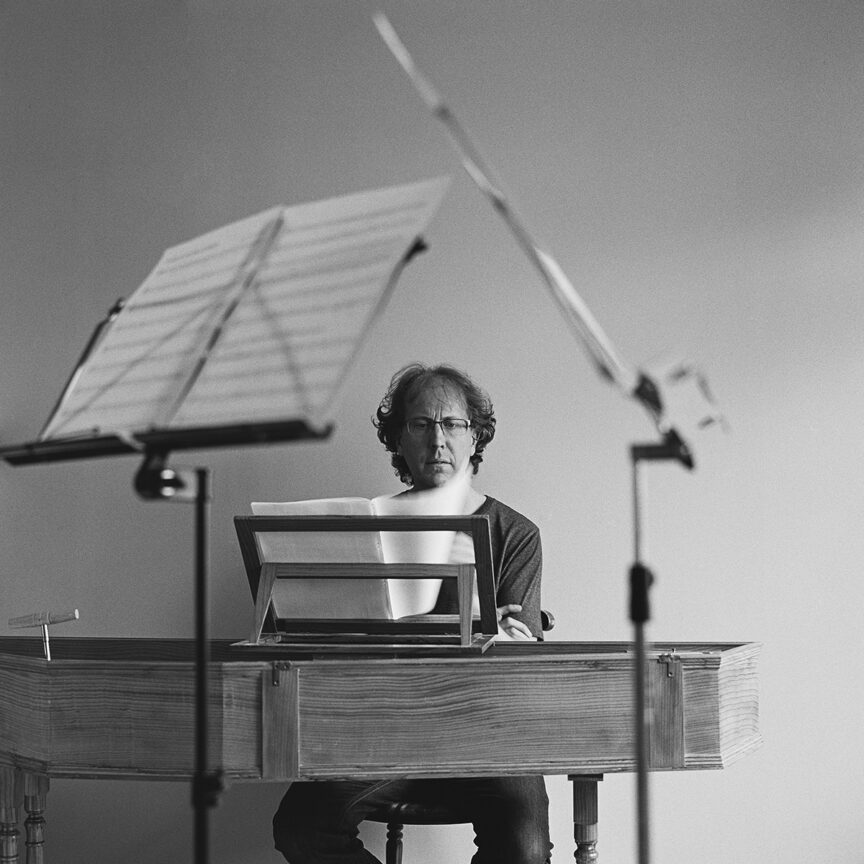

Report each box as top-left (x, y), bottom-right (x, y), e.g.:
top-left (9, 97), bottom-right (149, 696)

top-left (398, 380), bottom-right (476, 490)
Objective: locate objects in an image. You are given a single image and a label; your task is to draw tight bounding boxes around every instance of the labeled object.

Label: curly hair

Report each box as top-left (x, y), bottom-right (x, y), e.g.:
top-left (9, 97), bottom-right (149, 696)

top-left (374, 363), bottom-right (496, 485)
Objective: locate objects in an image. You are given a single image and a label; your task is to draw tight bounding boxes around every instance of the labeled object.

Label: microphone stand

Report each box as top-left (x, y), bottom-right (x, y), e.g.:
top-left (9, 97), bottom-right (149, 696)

top-left (628, 428), bottom-right (693, 864)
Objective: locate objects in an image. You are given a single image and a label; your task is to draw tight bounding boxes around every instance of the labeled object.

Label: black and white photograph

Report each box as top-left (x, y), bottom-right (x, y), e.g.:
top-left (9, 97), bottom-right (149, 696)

top-left (1, 2), bottom-right (862, 862)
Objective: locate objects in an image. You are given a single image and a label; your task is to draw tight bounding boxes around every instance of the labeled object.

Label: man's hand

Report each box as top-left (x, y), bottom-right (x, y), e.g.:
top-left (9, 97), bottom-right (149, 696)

top-left (495, 603), bottom-right (535, 641)
top-left (448, 539), bottom-right (535, 639)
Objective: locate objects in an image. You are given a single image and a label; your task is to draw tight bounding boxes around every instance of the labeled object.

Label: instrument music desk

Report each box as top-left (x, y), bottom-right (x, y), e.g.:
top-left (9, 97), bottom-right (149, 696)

top-left (0, 637), bottom-right (761, 863)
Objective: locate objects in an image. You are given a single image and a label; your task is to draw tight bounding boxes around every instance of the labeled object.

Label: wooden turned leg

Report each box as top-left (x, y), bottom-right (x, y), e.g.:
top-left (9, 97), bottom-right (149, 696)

top-left (384, 821), bottom-right (403, 864)
top-left (22, 775), bottom-right (48, 864)
top-left (570, 774), bottom-right (602, 864)
top-left (0, 766), bottom-right (23, 864)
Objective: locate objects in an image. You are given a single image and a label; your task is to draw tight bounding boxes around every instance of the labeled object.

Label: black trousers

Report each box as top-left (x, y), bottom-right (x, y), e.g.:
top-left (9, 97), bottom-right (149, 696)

top-left (273, 777), bottom-right (552, 864)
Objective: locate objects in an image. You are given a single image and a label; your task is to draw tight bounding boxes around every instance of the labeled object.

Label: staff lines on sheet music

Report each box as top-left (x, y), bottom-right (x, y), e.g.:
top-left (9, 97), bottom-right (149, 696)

top-left (277, 213), bottom-right (418, 248)
top-left (270, 222), bottom-right (408, 254)
top-left (212, 327), bottom-right (338, 354)
top-left (126, 205), bottom-right (422, 307)
top-left (77, 317), bottom-right (207, 358)
top-left (261, 234), bottom-right (415, 285)
top-left (124, 273), bottom-right (244, 309)
top-left (188, 332), bottom-right (354, 362)
top-left (157, 235), bottom-right (264, 272)
top-left (261, 239), bottom-right (403, 282)
top-left (200, 325), bottom-right (351, 367)
top-left (78, 357), bottom-right (344, 413)
top-left (82, 343), bottom-right (232, 374)
top-left (160, 237), bottom-right (224, 265)
top-left (58, 366), bottom-right (189, 396)
top-left (46, 296), bottom-right (216, 435)
top-left (180, 357), bottom-right (346, 393)
top-left (110, 291), bottom-right (238, 334)
top-left (54, 390), bottom-right (178, 416)
top-left (278, 198), bottom-right (431, 242)
top-left (156, 214), bottom-right (279, 267)
top-left (198, 285), bottom-right (374, 421)
top-left (273, 229), bottom-right (412, 263)
top-left (257, 256), bottom-right (392, 303)
top-left (130, 261), bottom-right (255, 303)
top-left (138, 222), bottom-right (400, 303)
top-left (40, 178), bottom-right (450, 440)
top-left (79, 330), bottom-right (362, 374)
top-left (147, 193), bottom-right (423, 277)
top-left (177, 380), bottom-right (342, 417)
top-left (173, 405), bottom-right (304, 426)
top-left (153, 239), bottom-right (260, 275)
top-left (177, 382), bottom-right (340, 418)
top-left (62, 372), bottom-right (187, 397)
top-left (156, 213), bottom-right (289, 429)
top-left (154, 214), bottom-right (278, 268)
top-left (245, 273), bottom-right (383, 312)
top-left (207, 283), bottom-right (383, 335)
top-left (177, 377), bottom-right (309, 406)
top-left (189, 209), bottom-right (324, 424)
top-left (190, 342), bottom-right (352, 377)
top-left (264, 292), bottom-right (380, 319)
top-left (61, 370), bottom-right (188, 397)
top-left (92, 337), bottom-right (206, 363)
top-left (50, 273), bottom-right (389, 431)
top-left (48, 340), bottom-right (202, 404)
top-left (109, 300), bottom-right (238, 334)
top-left (253, 271), bottom-right (381, 305)
top-left (139, 230), bottom-right (272, 281)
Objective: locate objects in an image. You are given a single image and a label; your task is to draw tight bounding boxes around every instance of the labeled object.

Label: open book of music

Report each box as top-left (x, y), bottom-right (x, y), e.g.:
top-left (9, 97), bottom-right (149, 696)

top-left (5, 178), bottom-right (449, 464)
top-left (249, 483), bottom-right (473, 621)
top-left (234, 489), bottom-right (499, 650)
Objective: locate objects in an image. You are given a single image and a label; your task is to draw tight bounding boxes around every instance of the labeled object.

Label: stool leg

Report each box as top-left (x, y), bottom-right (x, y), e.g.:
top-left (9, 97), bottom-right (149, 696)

top-left (570, 774), bottom-right (602, 864)
top-left (22, 774), bottom-right (48, 864)
top-left (385, 821), bottom-right (403, 864)
top-left (0, 766), bottom-right (23, 864)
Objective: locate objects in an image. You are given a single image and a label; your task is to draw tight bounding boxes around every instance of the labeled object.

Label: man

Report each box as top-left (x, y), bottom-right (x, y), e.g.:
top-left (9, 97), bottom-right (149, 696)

top-left (273, 363), bottom-right (552, 864)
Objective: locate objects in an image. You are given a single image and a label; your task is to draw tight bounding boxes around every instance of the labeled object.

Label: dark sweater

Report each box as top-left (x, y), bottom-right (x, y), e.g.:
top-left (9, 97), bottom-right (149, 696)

top-left (431, 496), bottom-right (544, 638)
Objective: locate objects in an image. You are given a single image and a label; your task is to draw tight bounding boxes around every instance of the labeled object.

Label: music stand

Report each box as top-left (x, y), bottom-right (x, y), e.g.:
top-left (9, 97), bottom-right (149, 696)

top-left (233, 513), bottom-right (499, 650)
top-left (629, 428), bottom-right (693, 864)
top-left (0, 177), bottom-right (449, 864)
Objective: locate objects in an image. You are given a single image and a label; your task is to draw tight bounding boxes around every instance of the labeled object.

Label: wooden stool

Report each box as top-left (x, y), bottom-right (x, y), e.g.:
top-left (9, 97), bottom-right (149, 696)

top-left (368, 802), bottom-right (470, 864)
top-left (369, 774), bottom-right (602, 864)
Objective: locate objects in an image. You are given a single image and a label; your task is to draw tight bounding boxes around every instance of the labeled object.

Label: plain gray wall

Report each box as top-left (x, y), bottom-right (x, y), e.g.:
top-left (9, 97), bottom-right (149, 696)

top-left (2, 1), bottom-right (863, 861)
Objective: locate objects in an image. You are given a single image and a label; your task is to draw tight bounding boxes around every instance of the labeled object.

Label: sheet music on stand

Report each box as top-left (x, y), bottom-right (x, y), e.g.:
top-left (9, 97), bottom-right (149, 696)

top-left (0, 176), bottom-right (451, 864)
top-left (2, 176), bottom-right (449, 464)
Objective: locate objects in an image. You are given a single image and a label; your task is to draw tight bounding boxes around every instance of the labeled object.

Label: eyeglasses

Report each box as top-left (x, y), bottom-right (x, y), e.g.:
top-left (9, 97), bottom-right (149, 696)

top-left (404, 417), bottom-right (472, 437)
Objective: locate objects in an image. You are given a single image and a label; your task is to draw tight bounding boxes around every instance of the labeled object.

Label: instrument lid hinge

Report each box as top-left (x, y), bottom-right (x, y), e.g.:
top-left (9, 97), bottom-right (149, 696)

top-left (271, 660), bottom-right (291, 686)
top-left (658, 652), bottom-right (681, 677)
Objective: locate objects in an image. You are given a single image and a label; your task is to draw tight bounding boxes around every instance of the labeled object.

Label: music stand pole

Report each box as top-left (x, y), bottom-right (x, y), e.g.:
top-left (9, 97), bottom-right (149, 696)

top-left (192, 466), bottom-right (219, 864)
top-left (135, 454), bottom-right (222, 864)
top-left (628, 429), bottom-right (693, 864)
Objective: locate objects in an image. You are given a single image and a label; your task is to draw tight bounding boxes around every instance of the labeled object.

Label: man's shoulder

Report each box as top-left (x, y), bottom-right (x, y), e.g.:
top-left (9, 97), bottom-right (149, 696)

top-left (477, 496), bottom-right (540, 537)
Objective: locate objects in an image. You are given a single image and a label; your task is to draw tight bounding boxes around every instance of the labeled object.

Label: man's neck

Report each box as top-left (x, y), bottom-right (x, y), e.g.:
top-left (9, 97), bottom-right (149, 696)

top-left (401, 480), bottom-right (486, 514)
top-left (463, 487), bottom-right (487, 513)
